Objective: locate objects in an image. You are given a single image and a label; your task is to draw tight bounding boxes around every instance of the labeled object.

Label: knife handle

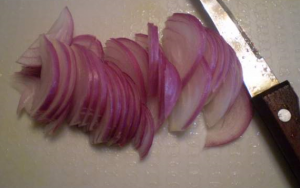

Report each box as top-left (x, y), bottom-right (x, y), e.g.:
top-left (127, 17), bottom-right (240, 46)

top-left (252, 81), bottom-right (300, 183)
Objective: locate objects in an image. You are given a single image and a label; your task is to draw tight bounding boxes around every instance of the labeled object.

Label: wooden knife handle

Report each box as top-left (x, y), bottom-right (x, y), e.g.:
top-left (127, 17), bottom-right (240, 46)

top-left (252, 81), bottom-right (300, 182)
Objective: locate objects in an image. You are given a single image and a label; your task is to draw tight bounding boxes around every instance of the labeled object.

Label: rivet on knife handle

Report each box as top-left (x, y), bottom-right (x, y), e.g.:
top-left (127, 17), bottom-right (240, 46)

top-left (252, 81), bottom-right (300, 181)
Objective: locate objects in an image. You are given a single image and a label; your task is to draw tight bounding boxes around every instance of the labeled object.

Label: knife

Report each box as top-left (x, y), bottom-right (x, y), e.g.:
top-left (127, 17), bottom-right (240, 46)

top-left (199, 0), bottom-right (300, 183)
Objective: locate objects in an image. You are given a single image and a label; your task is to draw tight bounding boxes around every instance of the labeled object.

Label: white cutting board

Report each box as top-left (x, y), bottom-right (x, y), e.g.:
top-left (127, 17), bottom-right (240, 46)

top-left (1, 0), bottom-right (300, 187)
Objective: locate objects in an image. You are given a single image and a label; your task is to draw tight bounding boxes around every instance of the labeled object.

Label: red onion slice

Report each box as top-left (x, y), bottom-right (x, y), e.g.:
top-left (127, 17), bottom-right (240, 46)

top-left (205, 86), bottom-right (253, 147)
top-left (203, 47), bottom-right (241, 128)
top-left (134, 34), bottom-right (182, 121)
top-left (106, 63), bottom-right (131, 144)
top-left (164, 59), bottom-right (181, 118)
top-left (80, 49), bottom-right (101, 127)
top-left (88, 58), bottom-right (108, 132)
top-left (72, 35), bottom-right (104, 58)
top-left (105, 39), bottom-right (146, 102)
top-left (103, 63), bottom-right (128, 143)
top-left (14, 75), bottom-right (39, 115)
top-left (162, 13), bottom-right (207, 86)
top-left (169, 60), bottom-right (212, 131)
top-left (118, 74), bottom-right (142, 146)
top-left (44, 105), bottom-right (69, 135)
top-left (209, 31), bottom-right (231, 93)
top-left (90, 64), bottom-right (115, 144)
top-left (133, 105), bottom-right (147, 149)
top-left (48, 42), bottom-right (75, 122)
top-left (147, 23), bottom-right (160, 96)
top-left (30, 35), bottom-right (60, 117)
top-left (36, 39), bottom-right (72, 123)
top-left (68, 45), bottom-right (91, 125)
top-left (137, 105), bottom-right (154, 159)
top-left (17, 7), bottom-right (74, 67)
top-left (135, 34), bottom-right (148, 50)
top-left (203, 28), bottom-right (218, 71)
top-left (116, 38), bottom-right (149, 92)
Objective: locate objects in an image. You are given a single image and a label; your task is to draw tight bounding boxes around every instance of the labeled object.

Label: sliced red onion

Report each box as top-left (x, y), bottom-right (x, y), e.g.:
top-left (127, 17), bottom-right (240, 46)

top-left (68, 45), bottom-right (92, 125)
top-left (17, 7), bottom-right (74, 67)
top-left (147, 49), bottom-right (166, 131)
top-left (36, 39), bottom-right (72, 123)
top-left (162, 13), bottom-right (207, 86)
top-left (134, 34), bottom-right (182, 120)
top-left (137, 105), bottom-right (154, 159)
top-left (169, 60), bottom-right (212, 131)
top-left (205, 86), bottom-right (253, 147)
top-left (164, 58), bottom-right (181, 118)
top-left (203, 47), bottom-right (241, 128)
top-left (80, 48), bottom-right (102, 127)
top-left (72, 35), bottom-right (104, 58)
top-left (48, 42), bottom-right (76, 123)
top-left (106, 63), bottom-right (131, 144)
top-left (116, 38), bottom-right (149, 92)
top-left (135, 34), bottom-right (148, 49)
top-left (209, 30), bottom-right (231, 93)
top-left (88, 57), bottom-right (108, 132)
top-left (203, 28), bottom-right (218, 71)
top-left (105, 39), bottom-right (147, 102)
top-left (44, 105), bottom-right (69, 135)
top-left (14, 9), bottom-right (253, 158)
top-left (90, 64), bottom-right (115, 144)
top-left (30, 35), bottom-right (60, 117)
top-left (102, 62), bottom-right (128, 143)
top-left (147, 23), bottom-right (160, 97)
top-left (133, 105), bottom-right (147, 149)
top-left (118, 74), bottom-right (142, 146)
top-left (14, 75), bottom-right (39, 115)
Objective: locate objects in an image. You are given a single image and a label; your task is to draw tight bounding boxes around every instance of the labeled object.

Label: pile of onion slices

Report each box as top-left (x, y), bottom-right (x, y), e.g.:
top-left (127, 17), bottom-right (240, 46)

top-left (14, 7), bottom-right (253, 159)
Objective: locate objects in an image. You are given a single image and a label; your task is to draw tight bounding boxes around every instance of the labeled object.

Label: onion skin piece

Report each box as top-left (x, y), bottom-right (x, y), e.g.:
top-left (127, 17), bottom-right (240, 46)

top-left (205, 86), bottom-right (253, 147)
top-left (17, 7), bottom-right (74, 67)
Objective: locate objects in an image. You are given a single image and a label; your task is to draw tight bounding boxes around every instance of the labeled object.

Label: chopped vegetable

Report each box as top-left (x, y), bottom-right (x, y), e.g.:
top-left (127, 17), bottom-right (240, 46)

top-left (14, 7), bottom-right (253, 159)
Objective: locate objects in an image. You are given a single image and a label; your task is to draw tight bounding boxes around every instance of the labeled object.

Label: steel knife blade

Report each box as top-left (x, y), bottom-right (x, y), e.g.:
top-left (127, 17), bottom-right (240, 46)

top-left (199, 0), bottom-right (300, 184)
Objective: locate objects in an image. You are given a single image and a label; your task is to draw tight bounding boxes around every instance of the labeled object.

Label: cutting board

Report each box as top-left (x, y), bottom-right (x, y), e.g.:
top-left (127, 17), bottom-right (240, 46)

top-left (1, 0), bottom-right (300, 187)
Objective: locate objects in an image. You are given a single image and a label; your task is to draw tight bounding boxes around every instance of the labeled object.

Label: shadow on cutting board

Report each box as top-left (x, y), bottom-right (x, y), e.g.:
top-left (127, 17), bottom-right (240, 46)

top-left (253, 113), bottom-right (299, 188)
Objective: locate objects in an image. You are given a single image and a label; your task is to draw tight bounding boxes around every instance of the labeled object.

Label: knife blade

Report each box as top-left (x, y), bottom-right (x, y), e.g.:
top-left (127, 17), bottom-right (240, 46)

top-left (199, 0), bottom-right (300, 184)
